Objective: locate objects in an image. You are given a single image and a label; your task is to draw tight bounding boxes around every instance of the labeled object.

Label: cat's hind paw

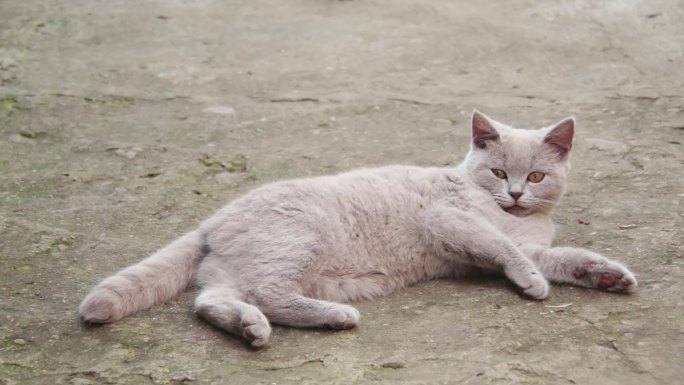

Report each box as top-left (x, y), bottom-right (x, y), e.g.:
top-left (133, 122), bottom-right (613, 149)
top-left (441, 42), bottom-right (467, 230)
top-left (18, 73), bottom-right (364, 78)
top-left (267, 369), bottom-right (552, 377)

top-left (573, 260), bottom-right (637, 293)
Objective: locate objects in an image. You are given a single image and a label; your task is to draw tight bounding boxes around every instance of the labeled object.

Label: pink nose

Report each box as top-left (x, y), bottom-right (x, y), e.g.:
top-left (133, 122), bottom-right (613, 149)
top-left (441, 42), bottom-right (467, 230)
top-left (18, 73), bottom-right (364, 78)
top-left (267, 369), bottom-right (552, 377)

top-left (509, 191), bottom-right (522, 200)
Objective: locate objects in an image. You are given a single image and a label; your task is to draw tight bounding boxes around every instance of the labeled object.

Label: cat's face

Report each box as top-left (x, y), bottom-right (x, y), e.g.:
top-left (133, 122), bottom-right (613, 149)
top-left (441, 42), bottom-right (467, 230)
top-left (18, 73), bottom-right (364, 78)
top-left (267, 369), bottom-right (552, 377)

top-left (464, 111), bottom-right (574, 217)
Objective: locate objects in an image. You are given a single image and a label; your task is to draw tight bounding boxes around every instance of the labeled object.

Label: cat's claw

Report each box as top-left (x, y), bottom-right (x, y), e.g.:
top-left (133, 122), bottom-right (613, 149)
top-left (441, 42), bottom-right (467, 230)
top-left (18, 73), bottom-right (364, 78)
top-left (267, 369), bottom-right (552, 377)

top-left (573, 260), bottom-right (637, 292)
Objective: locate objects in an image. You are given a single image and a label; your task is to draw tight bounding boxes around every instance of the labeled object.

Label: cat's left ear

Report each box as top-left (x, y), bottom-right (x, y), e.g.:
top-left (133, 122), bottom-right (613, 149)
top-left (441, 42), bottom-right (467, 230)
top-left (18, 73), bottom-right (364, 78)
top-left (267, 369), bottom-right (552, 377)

top-left (543, 117), bottom-right (574, 159)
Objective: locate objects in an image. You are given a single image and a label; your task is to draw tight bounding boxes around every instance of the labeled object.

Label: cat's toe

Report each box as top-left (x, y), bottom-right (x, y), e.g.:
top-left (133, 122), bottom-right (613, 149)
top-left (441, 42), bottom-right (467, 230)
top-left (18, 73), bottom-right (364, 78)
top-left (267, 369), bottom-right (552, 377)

top-left (323, 305), bottom-right (360, 329)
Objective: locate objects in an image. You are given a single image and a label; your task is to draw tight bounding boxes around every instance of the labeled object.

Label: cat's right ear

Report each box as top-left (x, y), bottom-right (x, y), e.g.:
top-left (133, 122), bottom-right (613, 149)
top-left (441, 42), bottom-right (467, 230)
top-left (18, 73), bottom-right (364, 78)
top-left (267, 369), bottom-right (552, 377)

top-left (472, 110), bottom-right (500, 149)
top-left (543, 117), bottom-right (574, 159)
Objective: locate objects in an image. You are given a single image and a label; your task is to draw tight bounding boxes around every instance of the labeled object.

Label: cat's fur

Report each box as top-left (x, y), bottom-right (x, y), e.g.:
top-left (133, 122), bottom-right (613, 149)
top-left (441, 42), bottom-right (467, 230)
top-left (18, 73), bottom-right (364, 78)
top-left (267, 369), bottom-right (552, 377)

top-left (79, 111), bottom-right (637, 347)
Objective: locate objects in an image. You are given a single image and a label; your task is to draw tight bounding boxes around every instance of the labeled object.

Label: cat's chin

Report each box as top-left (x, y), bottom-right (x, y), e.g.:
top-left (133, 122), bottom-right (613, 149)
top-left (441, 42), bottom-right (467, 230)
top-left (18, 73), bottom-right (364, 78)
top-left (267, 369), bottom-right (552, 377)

top-left (503, 204), bottom-right (532, 217)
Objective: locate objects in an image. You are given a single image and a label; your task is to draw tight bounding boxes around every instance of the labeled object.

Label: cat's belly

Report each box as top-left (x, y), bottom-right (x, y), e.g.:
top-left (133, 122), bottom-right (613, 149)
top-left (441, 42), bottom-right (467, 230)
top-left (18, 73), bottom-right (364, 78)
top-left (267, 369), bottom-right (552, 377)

top-left (299, 245), bottom-right (460, 303)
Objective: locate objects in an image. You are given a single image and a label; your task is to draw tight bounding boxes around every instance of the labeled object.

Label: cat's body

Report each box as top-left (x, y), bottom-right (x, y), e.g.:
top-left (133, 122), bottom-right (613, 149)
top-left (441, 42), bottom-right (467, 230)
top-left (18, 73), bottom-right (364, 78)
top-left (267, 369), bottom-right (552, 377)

top-left (80, 111), bottom-right (637, 347)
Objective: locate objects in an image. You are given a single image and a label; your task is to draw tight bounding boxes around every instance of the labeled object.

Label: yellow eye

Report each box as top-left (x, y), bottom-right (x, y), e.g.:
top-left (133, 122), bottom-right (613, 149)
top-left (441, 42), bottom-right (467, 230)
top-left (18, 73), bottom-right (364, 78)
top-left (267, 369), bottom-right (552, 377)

top-left (527, 172), bottom-right (545, 183)
top-left (491, 169), bottom-right (507, 179)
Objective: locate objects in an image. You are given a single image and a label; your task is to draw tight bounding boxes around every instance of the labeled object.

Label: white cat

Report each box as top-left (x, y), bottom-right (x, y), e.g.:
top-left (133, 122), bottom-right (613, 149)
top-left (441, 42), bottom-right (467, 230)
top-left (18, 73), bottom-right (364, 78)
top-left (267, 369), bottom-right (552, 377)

top-left (79, 111), bottom-right (637, 347)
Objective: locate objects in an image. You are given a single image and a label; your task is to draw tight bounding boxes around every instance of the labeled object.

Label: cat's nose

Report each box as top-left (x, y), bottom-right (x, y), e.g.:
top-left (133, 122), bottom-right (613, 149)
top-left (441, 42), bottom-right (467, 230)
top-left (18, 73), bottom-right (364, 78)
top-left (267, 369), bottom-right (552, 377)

top-left (509, 191), bottom-right (523, 201)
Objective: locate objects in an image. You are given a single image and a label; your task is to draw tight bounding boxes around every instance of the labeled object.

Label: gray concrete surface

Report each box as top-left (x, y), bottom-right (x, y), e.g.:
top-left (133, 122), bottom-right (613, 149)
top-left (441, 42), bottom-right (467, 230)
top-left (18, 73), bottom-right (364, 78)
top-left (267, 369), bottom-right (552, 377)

top-left (1, 0), bottom-right (683, 384)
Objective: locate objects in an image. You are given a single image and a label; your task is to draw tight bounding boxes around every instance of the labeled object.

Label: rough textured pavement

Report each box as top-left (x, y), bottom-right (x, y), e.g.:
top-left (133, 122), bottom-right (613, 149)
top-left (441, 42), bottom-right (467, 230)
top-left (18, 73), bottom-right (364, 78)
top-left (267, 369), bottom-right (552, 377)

top-left (1, 1), bottom-right (683, 384)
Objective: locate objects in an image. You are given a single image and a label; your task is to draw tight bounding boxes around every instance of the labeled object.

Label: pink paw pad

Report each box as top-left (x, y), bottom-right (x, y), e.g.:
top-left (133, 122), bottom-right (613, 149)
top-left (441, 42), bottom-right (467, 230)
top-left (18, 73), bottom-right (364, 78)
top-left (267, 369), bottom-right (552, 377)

top-left (597, 271), bottom-right (635, 291)
top-left (598, 272), bottom-right (615, 288)
top-left (574, 260), bottom-right (637, 292)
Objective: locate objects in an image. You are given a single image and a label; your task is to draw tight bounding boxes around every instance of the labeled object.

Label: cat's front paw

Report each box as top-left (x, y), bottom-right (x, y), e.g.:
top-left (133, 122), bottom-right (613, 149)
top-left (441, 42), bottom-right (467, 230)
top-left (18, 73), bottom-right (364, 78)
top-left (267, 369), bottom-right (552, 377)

top-left (573, 259), bottom-right (637, 292)
top-left (323, 304), bottom-right (360, 330)
top-left (241, 311), bottom-right (271, 348)
top-left (506, 265), bottom-right (550, 300)
top-left (522, 272), bottom-right (550, 299)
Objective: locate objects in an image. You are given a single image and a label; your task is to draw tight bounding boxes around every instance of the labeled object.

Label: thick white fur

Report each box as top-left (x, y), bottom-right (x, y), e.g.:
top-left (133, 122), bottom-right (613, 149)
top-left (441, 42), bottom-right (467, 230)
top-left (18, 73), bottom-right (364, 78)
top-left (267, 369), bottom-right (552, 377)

top-left (79, 111), bottom-right (637, 347)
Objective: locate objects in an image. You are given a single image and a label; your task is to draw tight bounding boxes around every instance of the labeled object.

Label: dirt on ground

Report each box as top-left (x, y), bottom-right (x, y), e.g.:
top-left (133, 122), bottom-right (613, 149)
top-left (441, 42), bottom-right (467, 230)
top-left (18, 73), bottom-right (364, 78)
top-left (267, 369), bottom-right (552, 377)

top-left (1, 0), bottom-right (683, 384)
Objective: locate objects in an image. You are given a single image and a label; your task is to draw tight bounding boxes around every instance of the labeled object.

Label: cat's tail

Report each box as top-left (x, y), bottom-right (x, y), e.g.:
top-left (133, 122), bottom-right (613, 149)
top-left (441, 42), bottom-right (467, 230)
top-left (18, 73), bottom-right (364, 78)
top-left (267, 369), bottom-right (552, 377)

top-left (79, 230), bottom-right (205, 323)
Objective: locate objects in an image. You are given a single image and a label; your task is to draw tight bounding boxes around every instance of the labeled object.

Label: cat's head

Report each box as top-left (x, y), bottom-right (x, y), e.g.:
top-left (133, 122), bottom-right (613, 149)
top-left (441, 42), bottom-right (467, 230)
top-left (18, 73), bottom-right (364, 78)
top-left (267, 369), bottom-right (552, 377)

top-left (463, 110), bottom-right (574, 217)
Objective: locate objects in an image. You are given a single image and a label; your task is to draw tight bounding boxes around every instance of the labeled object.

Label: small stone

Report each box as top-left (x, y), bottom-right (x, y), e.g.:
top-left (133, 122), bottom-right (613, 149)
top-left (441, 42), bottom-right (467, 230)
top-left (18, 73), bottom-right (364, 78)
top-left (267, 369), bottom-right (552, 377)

top-left (0, 57), bottom-right (16, 70)
top-left (9, 134), bottom-right (31, 143)
top-left (13, 338), bottom-right (26, 345)
top-left (113, 147), bottom-right (141, 159)
top-left (618, 224), bottom-right (637, 229)
top-left (585, 138), bottom-right (629, 153)
top-left (203, 106), bottom-right (236, 115)
top-left (382, 362), bottom-right (405, 369)
top-left (214, 172), bottom-right (239, 184)
top-left (70, 378), bottom-right (94, 385)
top-left (171, 372), bottom-right (198, 382)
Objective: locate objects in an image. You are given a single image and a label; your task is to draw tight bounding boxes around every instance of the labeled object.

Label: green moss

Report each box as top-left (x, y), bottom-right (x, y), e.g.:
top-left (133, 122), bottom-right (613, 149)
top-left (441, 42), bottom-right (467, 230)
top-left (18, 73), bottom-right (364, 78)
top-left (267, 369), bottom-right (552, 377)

top-left (15, 263), bottom-right (33, 272)
top-left (36, 235), bottom-right (77, 256)
top-left (19, 131), bottom-right (47, 139)
top-left (1, 96), bottom-right (17, 110)
top-left (198, 153), bottom-right (248, 173)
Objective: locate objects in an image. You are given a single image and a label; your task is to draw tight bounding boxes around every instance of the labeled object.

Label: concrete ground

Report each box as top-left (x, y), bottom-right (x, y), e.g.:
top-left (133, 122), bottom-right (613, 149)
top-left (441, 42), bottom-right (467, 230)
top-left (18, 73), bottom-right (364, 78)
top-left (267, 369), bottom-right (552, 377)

top-left (1, 0), bottom-right (683, 384)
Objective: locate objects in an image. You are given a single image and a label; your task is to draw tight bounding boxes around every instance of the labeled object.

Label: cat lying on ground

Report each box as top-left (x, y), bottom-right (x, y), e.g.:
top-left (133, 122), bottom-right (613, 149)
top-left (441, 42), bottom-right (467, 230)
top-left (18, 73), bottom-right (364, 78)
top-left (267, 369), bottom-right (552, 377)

top-left (79, 111), bottom-right (637, 347)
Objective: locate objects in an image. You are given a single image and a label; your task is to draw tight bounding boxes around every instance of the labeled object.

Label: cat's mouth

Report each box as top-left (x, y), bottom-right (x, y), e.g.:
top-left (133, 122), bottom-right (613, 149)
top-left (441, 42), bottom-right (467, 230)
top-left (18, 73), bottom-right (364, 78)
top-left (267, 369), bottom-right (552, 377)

top-left (503, 204), bottom-right (531, 217)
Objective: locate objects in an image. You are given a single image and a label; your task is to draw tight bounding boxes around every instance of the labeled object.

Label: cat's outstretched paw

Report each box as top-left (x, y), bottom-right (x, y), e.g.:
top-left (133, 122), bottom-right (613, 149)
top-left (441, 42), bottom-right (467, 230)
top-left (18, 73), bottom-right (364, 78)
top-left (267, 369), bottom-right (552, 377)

top-left (506, 266), bottom-right (550, 300)
top-left (573, 260), bottom-right (637, 292)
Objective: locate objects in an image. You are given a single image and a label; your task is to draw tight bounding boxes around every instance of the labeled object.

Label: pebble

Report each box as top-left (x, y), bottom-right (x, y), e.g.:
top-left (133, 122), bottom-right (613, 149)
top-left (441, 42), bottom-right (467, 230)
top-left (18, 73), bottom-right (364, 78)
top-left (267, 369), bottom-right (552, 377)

top-left (114, 147), bottom-right (141, 159)
top-left (9, 134), bottom-right (31, 144)
top-left (0, 57), bottom-right (16, 70)
top-left (13, 338), bottom-right (26, 345)
top-left (585, 137), bottom-right (629, 153)
top-left (70, 378), bottom-right (94, 385)
top-left (214, 172), bottom-right (239, 184)
top-left (203, 106), bottom-right (235, 115)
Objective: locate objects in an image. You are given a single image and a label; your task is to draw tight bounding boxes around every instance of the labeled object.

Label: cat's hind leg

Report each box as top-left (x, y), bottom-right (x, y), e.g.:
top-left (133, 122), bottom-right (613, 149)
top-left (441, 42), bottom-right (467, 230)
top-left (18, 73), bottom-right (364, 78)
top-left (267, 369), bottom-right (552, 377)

top-left (194, 286), bottom-right (271, 347)
top-left (522, 246), bottom-right (637, 292)
top-left (246, 288), bottom-right (360, 330)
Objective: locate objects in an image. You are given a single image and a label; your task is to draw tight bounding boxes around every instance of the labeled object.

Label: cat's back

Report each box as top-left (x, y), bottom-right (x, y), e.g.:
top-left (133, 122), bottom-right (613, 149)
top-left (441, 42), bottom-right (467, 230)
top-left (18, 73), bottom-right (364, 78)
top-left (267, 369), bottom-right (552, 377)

top-left (216, 165), bottom-right (451, 214)
top-left (200, 165), bottom-right (468, 244)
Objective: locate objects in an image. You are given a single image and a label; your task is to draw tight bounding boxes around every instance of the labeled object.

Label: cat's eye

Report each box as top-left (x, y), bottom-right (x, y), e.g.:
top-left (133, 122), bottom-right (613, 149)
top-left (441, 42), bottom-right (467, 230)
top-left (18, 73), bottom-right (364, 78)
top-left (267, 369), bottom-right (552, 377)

top-left (527, 172), bottom-right (545, 183)
top-left (491, 169), bottom-right (507, 179)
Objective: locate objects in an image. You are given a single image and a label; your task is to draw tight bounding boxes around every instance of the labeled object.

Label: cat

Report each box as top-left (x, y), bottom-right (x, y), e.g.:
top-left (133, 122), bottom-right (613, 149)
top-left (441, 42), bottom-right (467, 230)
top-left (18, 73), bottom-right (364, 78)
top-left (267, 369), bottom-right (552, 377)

top-left (79, 111), bottom-right (637, 347)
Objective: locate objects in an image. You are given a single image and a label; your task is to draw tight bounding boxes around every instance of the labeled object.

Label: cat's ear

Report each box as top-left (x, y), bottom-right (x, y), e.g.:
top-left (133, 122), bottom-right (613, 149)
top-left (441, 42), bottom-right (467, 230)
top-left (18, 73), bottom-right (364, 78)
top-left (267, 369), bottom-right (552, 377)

top-left (471, 110), bottom-right (500, 149)
top-left (543, 117), bottom-right (574, 159)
